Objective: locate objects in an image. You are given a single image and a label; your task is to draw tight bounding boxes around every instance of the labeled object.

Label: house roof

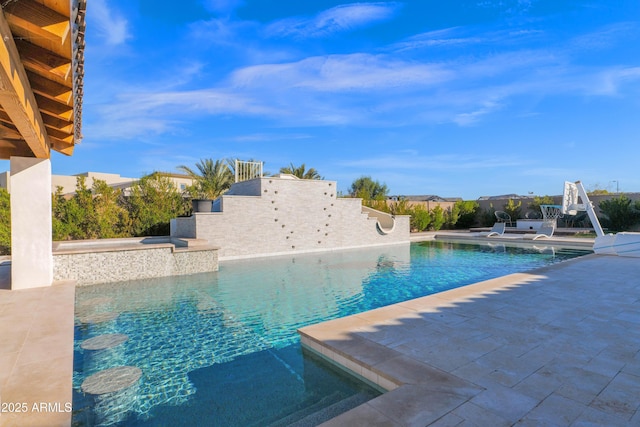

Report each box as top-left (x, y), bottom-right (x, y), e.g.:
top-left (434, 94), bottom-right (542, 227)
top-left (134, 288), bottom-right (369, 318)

top-left (388, 195), bottom-right (462, 202)
top-left (0, 0), bottom-right (85, 159)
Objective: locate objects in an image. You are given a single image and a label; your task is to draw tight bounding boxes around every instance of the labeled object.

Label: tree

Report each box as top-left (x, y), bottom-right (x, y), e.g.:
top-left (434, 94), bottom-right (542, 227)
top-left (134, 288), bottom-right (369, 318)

top-left (349, 176), bottom-right (388, 200)
top-left (92, 180), bottom-right (131, 238)
top-left (431, 205), bottom-right (446, 230)
top-left (503, 199), bottom-right (522, 220)
top-left (177, 158), bottom-right (233, 199)
top-left (411, 204), bottom-right (432, 231)
top-left (124, 173), bottom-right (189, 236)
top-left (279, 163), bottom-right (322, 179)
top-left (54, 176), bottom-right (99, 240)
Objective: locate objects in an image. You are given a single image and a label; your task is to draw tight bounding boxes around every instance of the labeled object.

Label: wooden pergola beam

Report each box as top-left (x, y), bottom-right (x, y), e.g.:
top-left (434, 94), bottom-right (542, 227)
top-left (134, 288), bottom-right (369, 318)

top-left (0, 10), bottom-right (50, 158)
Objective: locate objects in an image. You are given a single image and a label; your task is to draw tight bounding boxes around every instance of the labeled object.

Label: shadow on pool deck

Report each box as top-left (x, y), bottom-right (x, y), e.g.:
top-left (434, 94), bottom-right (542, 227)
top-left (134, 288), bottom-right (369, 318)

top-left (301, 253), bottom-right (640, 426)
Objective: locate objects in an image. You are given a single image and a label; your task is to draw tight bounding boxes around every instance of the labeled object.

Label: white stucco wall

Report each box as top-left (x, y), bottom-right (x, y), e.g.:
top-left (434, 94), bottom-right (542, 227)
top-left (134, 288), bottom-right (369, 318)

top-left (10, 157), bottom-right (53, 289)
top-left (172, 176), bottom-right (410, 259)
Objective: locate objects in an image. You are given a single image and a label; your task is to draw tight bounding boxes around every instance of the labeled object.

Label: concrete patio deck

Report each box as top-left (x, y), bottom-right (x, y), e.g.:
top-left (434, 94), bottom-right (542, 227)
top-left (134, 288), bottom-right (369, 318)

top-left (0, 262), bottom-right (75, 427)
top-left (300, 252), bottom-right (640, 426)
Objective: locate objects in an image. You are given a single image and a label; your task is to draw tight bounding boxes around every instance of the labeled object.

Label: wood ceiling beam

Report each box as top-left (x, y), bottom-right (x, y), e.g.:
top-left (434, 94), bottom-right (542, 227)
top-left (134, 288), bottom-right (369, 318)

top-left (49, 135), bottom-right (74, 156)
top-left (3, 0), bottom-right (71, 52)
top-left (41, 112), bottom-right (73, 134)
top-left (0, 139), bottom-right (36, 158)
top-left (33, 93), bottom-right (72, 120)
top-left (42, 0), bottom-right (72, 19)
top-left (27, 70), bottom-right (72, 104)
top-left (14, 39), bottom-right (71, 82)
top-left (0, 10), bottom-right (50, 158)
top-left (0, 123), bottom-right (22, 139)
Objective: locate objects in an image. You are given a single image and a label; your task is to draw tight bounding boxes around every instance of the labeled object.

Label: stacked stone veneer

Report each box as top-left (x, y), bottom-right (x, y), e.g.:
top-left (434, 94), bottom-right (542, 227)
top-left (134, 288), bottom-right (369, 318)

top-left (171, 176), bottom-right (410, 259)
top-left (53, 239), bottom-right (218, 285)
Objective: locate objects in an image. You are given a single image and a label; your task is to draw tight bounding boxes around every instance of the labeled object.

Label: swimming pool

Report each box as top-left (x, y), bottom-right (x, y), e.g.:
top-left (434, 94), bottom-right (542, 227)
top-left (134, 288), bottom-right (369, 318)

top-left (72, 240), bottom-right (591, 426)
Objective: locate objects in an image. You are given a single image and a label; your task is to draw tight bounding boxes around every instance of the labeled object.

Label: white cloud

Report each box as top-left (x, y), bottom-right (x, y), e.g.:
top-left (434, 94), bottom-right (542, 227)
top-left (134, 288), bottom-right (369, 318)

top-left (591, 66), bottom-right (640, 95)
top-left (231, 133), bottom-right (312, 142)
top-left (338, 152), bottom-right (524, 171)
top-left (230, 53), bottom-right (450, 91)
top-left (453, 100), bottom-right (502, 126)
top-left (570, 22), bottom-right (639, 51)
top-left (88, 0), bottom-right (130, 46)
top-left (266, 2), bottom-right (401, 38)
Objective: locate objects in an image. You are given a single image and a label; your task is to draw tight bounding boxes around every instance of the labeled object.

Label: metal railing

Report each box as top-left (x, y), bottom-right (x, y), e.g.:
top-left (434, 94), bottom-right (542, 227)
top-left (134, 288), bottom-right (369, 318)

top-left (235, 160), bottom-right (263, 183)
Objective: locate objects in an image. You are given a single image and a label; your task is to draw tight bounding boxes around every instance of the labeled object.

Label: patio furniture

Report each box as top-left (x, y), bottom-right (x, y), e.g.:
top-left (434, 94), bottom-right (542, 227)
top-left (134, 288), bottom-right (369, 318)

top-left (479, 222), bottom-right (506, 237)
top-left (494, 211), bottom-right (513, 227)
top-left (523, 225), bottom-right (555, 240)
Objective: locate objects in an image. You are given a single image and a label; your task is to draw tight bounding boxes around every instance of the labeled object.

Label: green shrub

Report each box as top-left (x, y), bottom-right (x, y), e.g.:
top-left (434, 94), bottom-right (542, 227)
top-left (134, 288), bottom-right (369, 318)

top-left (479, 204), bottom-right (496, 227)
top-left (431, 206), bottom-right (446, 231)
top-left (598, 196), bottom-right (640, 232)
top-left (452, 200), bottom-right (479, 228)
top-left (0, 188), bottom-right (10, 255)
top-left (411, 205), bottom-right (432, 231)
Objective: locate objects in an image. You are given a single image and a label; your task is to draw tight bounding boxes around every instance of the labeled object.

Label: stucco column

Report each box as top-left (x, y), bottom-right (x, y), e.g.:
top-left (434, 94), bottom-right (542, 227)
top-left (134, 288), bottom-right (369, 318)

top-left (10, 156), bottom-right (53, 289)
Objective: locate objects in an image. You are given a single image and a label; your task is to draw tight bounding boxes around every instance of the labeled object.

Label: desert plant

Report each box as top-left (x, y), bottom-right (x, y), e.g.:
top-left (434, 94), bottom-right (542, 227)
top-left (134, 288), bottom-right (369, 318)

top-left (279, 163), bottom-right (322, 179)
top-left (178, 158), bottom-right (233, 199)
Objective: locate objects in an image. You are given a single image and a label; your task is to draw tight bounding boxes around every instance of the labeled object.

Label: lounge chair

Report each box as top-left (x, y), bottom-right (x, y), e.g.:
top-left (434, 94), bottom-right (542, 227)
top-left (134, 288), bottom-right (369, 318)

top-left (523, 226), bottom-right (555, 240)
top-left (479, 222), bottom-right (506, 237)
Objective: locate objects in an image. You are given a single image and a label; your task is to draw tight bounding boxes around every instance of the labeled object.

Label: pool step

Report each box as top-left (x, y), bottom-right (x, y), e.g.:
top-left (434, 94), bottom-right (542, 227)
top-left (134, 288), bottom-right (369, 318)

top-left (266, 392), bottom-right (372, 427)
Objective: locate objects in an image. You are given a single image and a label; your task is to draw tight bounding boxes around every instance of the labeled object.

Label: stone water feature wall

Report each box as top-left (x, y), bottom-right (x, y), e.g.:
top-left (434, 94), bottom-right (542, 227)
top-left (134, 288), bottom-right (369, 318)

top-left (171, 175), bottom-right (410, 259)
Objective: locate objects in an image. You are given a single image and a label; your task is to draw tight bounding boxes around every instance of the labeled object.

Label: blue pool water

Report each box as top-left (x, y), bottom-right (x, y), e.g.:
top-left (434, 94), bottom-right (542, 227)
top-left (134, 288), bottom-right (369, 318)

top-left (72, 240), bottom-right (590, 426)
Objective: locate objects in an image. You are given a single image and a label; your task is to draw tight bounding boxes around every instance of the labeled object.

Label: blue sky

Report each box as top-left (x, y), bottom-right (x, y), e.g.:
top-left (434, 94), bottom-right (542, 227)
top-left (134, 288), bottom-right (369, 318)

top-left (12, 0), bottom-right (640, 199)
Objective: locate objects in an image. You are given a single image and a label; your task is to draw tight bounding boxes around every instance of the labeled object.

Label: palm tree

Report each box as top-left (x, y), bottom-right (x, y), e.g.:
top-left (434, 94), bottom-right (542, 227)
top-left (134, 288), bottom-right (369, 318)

top-left (177, 158), bottom-right (233, 199)
top-left (279, 163), bottom-right (322, 180)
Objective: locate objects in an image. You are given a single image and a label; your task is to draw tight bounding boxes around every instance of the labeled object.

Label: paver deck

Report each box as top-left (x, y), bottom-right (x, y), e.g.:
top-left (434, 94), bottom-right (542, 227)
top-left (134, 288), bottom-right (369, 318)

top-left (300, 253), bottom-right (640, 426)
top-left (0, 262), bottom-right (75, 427)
